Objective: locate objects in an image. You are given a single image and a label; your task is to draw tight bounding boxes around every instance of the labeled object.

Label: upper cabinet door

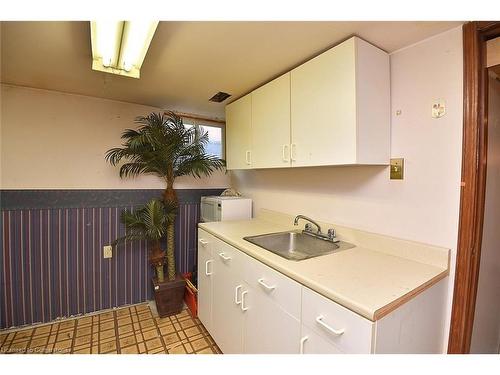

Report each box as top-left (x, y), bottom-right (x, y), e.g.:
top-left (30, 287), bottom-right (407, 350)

top-left (225, 36), bottom-right (390, 170)
top-left (291, 38), bottom-right (358, 167)
top-left (225, 94), bottom-right (252, 170)
top-left (291, 37), bottom-right (390, 167)
top-left (251, 73), bottom-right (291, 169)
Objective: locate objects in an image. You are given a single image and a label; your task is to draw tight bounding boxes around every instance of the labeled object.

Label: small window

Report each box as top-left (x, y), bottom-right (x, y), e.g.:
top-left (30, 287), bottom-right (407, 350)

top-left (184, 119), bottom-right (224, 159)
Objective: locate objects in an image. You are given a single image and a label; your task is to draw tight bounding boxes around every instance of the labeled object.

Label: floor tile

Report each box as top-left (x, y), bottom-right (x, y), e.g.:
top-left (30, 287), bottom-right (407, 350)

top-left (168, 344), bottom-right (187, 354)
top-left (33, 325), bottom-right (51, 336)
top-left (100, 328), bottom-right (115, 340)
top-left (99, 340), bottom-right (117, 353)
top-left (74, 335), bottom-right (92, 347)
top-left (76, 326), bottom-right (92, 337)
top-left (145, 338), bottom-right (162, 351)
top-left (119, 335), bottom-right (136, 348)
top-left (117, 317), bottom-right (132, 326)
top-left (0, 303), bottom-right (221, 355)
top-left (118, 324), bottom-right (133, 335)
top-left (120, 345), bottom-right (139, 354)
top-left (142, 329), bottom-right (159, 341)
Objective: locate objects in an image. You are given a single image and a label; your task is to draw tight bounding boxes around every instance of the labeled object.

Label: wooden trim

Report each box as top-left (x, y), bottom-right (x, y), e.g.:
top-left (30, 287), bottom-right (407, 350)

top-left (168, 111), bottom-right (225, 125)
top-left (448, 21), bottom-right (500, 354)
top-left (373, 270), bottom-right (449, 321)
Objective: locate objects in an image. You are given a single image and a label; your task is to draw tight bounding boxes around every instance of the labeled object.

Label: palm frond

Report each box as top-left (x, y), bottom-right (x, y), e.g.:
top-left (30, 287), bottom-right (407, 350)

top-left (113, 198), bottom-right (176, 247)
top-left (175, 154), bottom-right (226, 178)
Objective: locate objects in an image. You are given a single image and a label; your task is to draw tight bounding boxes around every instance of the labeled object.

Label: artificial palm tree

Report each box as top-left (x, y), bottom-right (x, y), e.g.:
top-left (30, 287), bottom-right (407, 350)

top-left (105, 111), bottom-right (225, 281)
top-left (113, 199), bottom-right (175, 282)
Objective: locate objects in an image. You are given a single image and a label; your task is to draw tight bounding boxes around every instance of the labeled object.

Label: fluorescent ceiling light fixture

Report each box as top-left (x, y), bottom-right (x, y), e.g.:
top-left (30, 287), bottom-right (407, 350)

top-left (90, 21), bottom-right (159, 79)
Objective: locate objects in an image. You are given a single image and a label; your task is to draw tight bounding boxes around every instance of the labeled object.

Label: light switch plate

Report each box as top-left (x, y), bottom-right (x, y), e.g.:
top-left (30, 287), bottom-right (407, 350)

top-left (103, 245), bottom-right (112, 259)
top-left (390, 158), bottom-right (404, 180)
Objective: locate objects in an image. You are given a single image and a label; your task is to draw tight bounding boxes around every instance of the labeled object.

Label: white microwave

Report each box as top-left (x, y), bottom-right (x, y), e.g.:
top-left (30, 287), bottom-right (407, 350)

top-left (200, 196), bottom-right (252, 222)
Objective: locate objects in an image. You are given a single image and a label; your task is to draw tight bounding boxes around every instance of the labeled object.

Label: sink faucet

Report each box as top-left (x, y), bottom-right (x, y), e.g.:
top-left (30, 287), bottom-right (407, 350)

top-left (294, 215), bottom-right (339, 243)
top-left (294, 215), bottom-right (322, 234)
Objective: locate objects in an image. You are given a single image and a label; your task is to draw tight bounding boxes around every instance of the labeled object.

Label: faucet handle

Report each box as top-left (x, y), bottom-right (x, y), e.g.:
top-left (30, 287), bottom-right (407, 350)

top-left (327, 228), bottom-right (336, 239)
top-left (304, 223), bottom-right (312, 232)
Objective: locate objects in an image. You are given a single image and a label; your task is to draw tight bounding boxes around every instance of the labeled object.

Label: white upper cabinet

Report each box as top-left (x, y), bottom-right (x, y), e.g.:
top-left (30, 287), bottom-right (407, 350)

top-left (225, 36), bottom-right (390, 170)
top-left (225, 94), bottom-right (252, 170)
top-left (251, 73), bottom-right (291, 169)
top-left (291, 37), bottom-right (390, 167)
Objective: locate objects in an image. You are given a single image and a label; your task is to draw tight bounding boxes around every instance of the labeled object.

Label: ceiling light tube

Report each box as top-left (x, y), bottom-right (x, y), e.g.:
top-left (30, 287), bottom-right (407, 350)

top-left (90, 20), bottom-right (158, 79)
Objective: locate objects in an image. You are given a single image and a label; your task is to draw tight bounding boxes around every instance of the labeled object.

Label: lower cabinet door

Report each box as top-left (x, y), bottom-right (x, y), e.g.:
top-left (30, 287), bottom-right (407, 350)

top-left (197, 241), bottom-right (213, 334)
top-left (211, 266), bottom-right (244, 353)
top-left (243, 286), bottom-right (301, 354)
top-left (300, 325), bottom-right (343, 354)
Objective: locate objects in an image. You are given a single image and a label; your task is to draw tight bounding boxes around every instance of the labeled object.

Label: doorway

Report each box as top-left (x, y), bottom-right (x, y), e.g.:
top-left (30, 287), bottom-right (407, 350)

top-left (469, 41), bottom-right (500, 353)
top-left (448, 22), bottom-right (500, 354)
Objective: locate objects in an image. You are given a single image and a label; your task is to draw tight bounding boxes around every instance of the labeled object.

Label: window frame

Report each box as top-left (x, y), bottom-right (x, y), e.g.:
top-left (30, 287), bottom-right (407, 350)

top-left (181, 117), bottom-right (226, 160)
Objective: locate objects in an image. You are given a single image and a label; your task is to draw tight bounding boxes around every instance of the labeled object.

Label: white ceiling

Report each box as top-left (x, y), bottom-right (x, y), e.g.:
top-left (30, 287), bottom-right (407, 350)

top-left (1, 21), bottom-right (463, 119)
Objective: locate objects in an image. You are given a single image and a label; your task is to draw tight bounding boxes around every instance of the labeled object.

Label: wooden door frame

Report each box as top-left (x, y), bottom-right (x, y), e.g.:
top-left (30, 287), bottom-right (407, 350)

top-left (448, 21), bottom-right (500, 354)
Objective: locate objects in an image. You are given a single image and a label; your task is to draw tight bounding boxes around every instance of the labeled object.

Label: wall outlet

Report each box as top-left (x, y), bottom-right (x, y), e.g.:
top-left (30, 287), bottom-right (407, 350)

top-left (432, 99), bottom-right (446, 118)
top-left (103, 245), bottom-right (113, 259)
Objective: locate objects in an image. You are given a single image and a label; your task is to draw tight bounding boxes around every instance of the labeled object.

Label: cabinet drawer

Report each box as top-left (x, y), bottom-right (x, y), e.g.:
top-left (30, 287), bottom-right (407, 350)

top-left (198, 229), bottom-right (216, 257)
top-left (302, 287), bottom-right (374, 353)
top-left (244, 256), bottom-right (301, 319)
top-left (212, 237), bottom-right (246, 278)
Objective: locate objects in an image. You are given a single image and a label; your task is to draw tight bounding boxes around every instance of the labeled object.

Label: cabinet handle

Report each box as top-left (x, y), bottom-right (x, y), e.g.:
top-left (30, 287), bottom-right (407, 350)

top-left (199, 239), bottom-right (208, 246)
top-left (315, 315), bottom-right (345, 336)
top-left (235, 285), bottom-right (243, 305)
top-left (218, 252), bottom-right (232, 261)
top-left (205, 260), bottom-right (213, 276)
top-left (241, 291), bottom-right (249, 311)
top-left (282, 144), bottom-right (290, 162)
top-left (300, 336), bottom-right (309, 354)
top-left (291, 143), bottom-right (297, 161)
top-left (257, 278), bottom-right (276, 291)
top-left (245, 150), bottom-right (252, 165)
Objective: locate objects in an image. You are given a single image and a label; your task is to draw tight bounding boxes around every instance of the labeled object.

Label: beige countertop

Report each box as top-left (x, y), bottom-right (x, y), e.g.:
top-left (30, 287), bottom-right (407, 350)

top-left (198, 210), bottom-right (450, 321)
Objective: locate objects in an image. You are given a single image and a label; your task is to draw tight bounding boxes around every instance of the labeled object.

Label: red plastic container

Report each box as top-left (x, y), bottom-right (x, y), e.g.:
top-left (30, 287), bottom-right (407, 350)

top-left (182, 272), bottom-right (198, 318)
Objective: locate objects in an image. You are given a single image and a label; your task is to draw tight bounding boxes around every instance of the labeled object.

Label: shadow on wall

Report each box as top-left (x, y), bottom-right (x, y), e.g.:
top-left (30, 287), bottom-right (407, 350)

top-left (232, 165), bottom-right (390, 196)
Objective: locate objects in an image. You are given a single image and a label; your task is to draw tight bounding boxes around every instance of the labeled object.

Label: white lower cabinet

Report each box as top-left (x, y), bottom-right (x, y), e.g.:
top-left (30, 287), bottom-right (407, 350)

top-left (197, 230), bottom-right (214, 334)
top-left (299, 325), bottom-right (342, 354)
top-left (198, 229), bottom-right (446, 354)
top-left (243, 285), bottom-right (301, 353)
top-left (211, 240), bottom-right (246, 354)
top-left (301, 286), bottom-right (373, 354)
top-left (211, 267), bottom-right (244, 353)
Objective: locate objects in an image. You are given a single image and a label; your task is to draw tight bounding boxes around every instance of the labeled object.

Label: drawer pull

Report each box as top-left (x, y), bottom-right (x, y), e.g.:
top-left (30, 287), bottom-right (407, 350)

top-left (282, 144), bottom-right (290, 162)
top-left (257, 278), bottom-right (276, 291)
top-left (245, 150), bottom-right (252, 165)
top-left (291, 143), bottom-right (297, 162)
top-left (205, 260), bottom-right (213, 276)
top-left (315, 315), bottom-right (345, 336)
top-left (218, 252), bottom-right (232, 261)
top-left (235, 285), bottom-right (242, 305)
top-left (199, 239), bottom-right (208, 246)
top-left (241, 291), bottom-right (249, 311)
top-left (300, 336), bottom-right (308, 354)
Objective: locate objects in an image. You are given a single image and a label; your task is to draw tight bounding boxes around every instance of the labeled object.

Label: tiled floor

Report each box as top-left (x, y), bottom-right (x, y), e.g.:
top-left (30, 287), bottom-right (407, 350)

top-left (0, 303), bottom-right (221, 354)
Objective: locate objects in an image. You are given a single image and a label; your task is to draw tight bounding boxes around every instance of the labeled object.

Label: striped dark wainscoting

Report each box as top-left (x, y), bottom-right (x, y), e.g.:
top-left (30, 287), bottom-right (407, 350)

top-left (0, 189), bottom-right (223, 329)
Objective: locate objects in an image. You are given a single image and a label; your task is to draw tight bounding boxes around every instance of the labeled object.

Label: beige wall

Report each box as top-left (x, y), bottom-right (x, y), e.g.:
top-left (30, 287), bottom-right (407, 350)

top-left (231, 27), bottom-right (463, 351)
top-left (0, 84), bottom-right (230, 190)
top-left (470, 72), bottom-right (500, 354)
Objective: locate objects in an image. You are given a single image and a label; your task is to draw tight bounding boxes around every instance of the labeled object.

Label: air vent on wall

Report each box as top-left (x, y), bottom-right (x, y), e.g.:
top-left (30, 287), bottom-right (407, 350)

top-left (209, 92), bottom-right (231, 103)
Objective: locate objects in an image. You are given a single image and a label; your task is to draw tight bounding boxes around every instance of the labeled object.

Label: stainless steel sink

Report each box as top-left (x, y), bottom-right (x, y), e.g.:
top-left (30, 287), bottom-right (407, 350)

top-left (243, 231), bottom-right (355, 261)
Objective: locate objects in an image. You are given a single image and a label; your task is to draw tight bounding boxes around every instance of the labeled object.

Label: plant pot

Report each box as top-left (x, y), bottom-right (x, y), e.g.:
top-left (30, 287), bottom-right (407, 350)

top-left (152, 275), bottom-right (186, 317)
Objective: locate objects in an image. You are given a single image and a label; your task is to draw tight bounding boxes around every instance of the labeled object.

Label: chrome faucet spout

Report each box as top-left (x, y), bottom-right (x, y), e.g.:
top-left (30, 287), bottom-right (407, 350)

top-left (293, 215), bottom-right (322, 234)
